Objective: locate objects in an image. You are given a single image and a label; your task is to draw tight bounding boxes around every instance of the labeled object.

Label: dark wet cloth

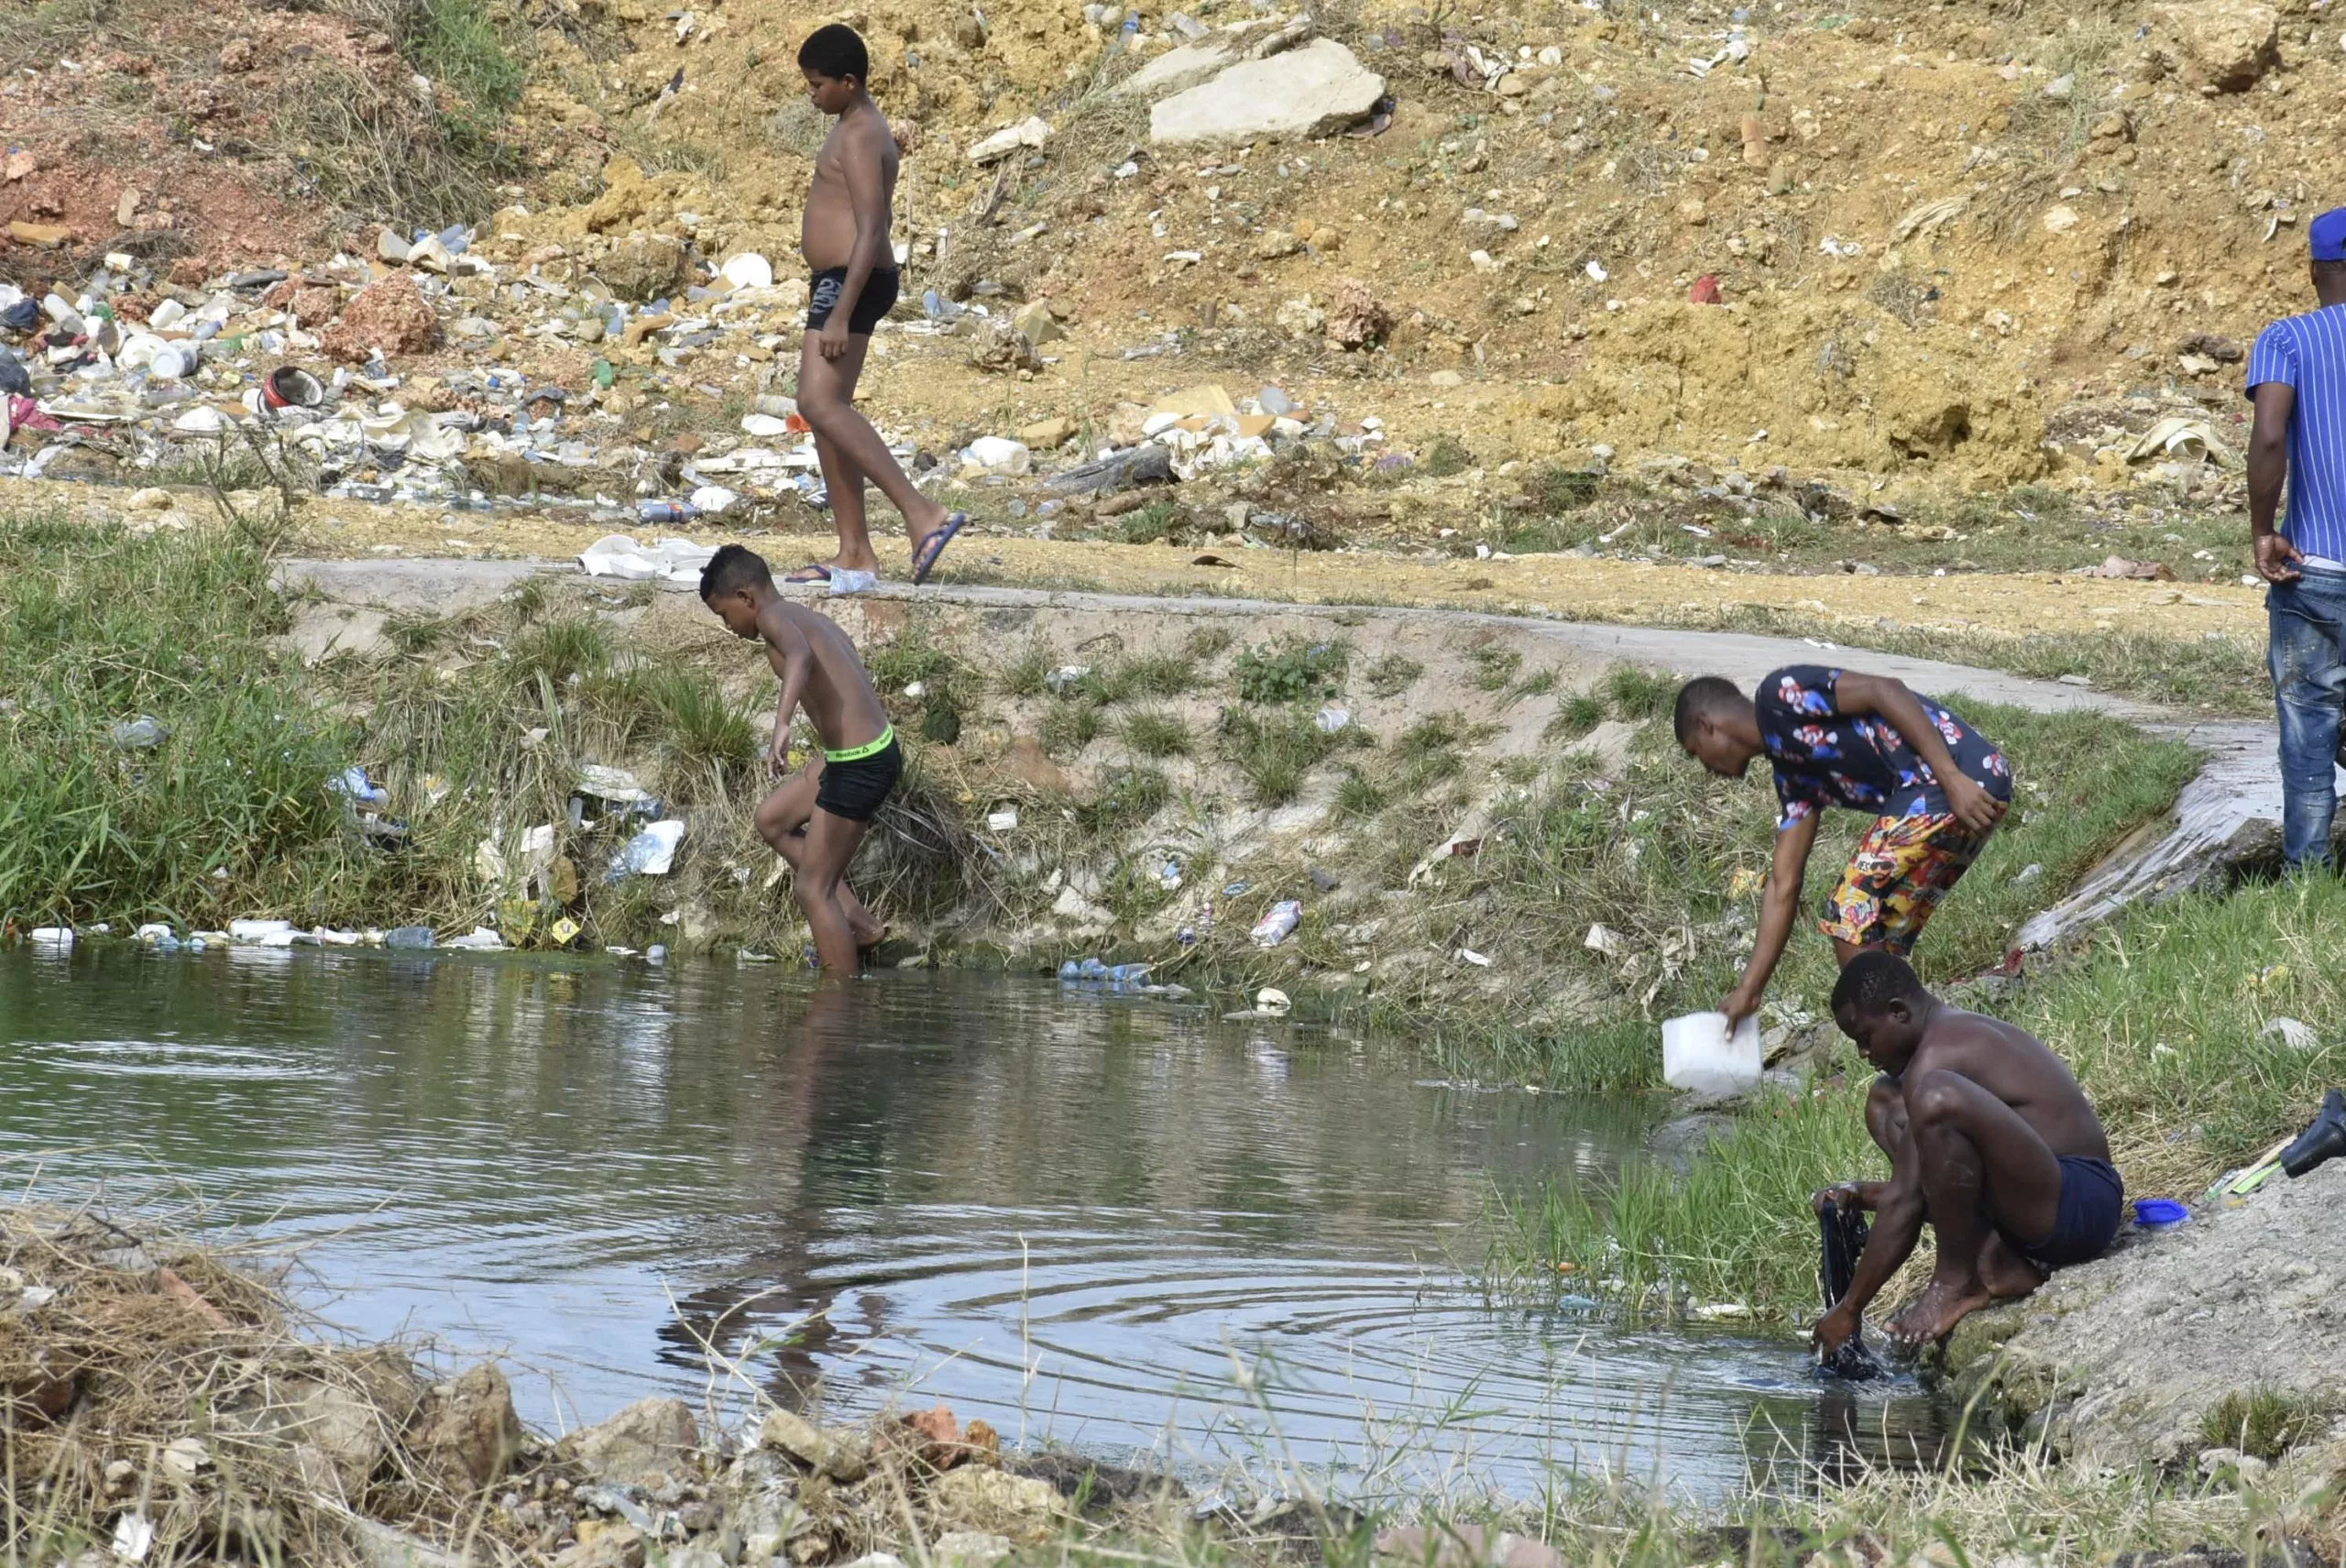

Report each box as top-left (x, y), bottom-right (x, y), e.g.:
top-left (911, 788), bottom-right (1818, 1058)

top-left (2008, 1154), bottom-right (2124, 1272)
top-left (1755, 664), bottom-right (2012, 831)
top-left (1816, 1202), bottom-right (1887, 1380)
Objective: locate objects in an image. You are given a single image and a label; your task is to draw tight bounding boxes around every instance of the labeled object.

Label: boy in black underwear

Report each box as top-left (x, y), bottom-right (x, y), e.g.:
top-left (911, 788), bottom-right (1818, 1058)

top-left (1813, 951), bottom-right (2121, 1354)
top-left (787, 24), bottom-right (964, 592)
top-left (700, 544), bottom-right (901, 974)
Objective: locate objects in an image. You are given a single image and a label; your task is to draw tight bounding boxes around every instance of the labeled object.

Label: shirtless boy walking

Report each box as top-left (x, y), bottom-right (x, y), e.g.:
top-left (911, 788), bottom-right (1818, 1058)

top-left (701, 544), bottom-right (900, 974)
top-left (789, 25), bottom-right (963, 592)
top-left (1812, 952), bottom-right (2121, 1354)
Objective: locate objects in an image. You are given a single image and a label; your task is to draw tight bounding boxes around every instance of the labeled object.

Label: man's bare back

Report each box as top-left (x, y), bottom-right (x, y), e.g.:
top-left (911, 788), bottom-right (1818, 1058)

top-left (802, 101), bottom-right (896, 271)
top-left (1896, 1009), bottom-right (2110, 1166)
top-left (1814, 951), bottom-right (2121, 1355)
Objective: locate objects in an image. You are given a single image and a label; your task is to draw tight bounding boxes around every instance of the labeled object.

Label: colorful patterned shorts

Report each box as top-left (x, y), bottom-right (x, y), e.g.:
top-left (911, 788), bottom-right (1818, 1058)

top-left (1817, 813), bottom-right (1989, 954)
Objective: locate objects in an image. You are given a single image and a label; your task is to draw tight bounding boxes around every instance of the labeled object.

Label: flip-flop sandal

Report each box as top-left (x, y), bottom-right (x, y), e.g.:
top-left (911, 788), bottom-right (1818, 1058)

top-left (784, 564), bottom-right (835, 586)
top-left (910, 512), bottom-right (967, 587)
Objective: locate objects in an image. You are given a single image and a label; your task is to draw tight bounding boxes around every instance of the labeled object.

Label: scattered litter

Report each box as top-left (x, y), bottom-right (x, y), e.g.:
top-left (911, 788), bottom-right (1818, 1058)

top-left (579, 534), bottom-right (717, 585)
top-left (226, 919), bottom-right (294, 944)
top-left (985, 807), bottom-right (1020, 831)
top-left (109, 715), bottom-right (170, 749)
top-left (1584, 923), bottom-right (1624, 955)
top-left (609, 818), bottom-right (686, 879)
top-left (1455, 947), bottom-right (1491, 967)
top-left (1254, 986), bottom-right (1292, 1015)
top-left (1312, 706), bottom-right (1351, 732)
top-left (2261, 1016), bottom-right (2321, 1051)
top-left (1250, 899), bottom-right (1302, 947)
top-left (444, 927), bottom-right (507, 951)
top-left (27, 927), bottom-right (72, 948)
top-left (384, 925), bottom-right (435, 949)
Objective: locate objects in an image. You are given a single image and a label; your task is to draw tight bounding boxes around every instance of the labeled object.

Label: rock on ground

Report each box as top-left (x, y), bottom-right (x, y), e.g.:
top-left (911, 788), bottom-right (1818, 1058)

top-left (597, 234), bottom-right (689, 303)
top-left (320, 275), bottom-right (441, 363)
top-left (2152, 0), bottom-right (2278, 91)
top-left (559, 1396), bottom-right (699, 1486)
top-left (1944, 1157), bottom-right (2346, 1465)
top-left (1113, 16), bottom-right (1310, 100)
top-left (410, 1362), bottom-right (525, 1490)
top-left (760, 1407), bottom-right (869, 1481)
top-left (926, 1466), bottom-right (1067, 1541)
top-left (1148, 39), bottom-right (1386, 148)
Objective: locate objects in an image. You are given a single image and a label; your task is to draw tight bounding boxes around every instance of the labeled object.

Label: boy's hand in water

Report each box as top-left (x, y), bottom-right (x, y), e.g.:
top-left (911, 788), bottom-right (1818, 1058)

top-left (1944, 774), bottom-right (2007, 836)
top-left (1811, 1303), bottom-right (1860, 1358)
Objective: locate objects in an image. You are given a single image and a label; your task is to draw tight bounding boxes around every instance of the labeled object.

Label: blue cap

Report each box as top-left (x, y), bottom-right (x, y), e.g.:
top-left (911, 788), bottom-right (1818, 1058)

top-left (2313, 207), bottom-right (2346, 261)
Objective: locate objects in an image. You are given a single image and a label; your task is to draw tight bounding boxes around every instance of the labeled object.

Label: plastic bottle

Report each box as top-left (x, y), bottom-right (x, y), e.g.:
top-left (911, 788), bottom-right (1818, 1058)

top-left (1250, 900), bottom-right (1303, 947)
top-left (384, 926), bottom-right (435, 950)
top-left (637, 499), bottom-right (698, 524)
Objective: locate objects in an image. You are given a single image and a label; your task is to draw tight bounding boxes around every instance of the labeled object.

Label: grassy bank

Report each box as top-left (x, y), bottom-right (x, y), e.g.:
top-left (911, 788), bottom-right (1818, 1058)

top-left (1495, 873), bottom-right (2346, 1321)
top-left (0, 516), bottom-right (970, 945)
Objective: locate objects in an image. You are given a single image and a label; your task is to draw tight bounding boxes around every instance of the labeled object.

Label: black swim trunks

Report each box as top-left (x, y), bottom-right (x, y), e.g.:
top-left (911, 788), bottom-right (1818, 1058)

top-left (806, 267), bottom-right (901, 335)
top-left (814, 728), bottom-right (902, 822)
top-left (2008, 1154), bottom-right (2124, 1271)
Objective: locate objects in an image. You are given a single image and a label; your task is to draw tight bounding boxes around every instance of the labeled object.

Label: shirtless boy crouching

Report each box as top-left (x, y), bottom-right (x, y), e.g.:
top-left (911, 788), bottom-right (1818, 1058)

top-left (700, 544), bottom-right (899, 974)
top-left (1812, 951), bottom-right (2123, 1355)
top-left (788, 24), bottom-right (964, 592)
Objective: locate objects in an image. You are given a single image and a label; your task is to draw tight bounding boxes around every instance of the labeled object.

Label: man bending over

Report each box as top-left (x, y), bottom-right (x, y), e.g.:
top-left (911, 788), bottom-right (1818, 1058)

top-left (1813, 951), bottom-right (2121, 1354)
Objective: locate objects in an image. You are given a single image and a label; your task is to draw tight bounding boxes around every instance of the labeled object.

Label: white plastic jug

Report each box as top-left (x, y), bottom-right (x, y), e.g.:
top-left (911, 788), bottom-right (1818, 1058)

top-left (1661, 1011), bottom-right (1763, 1096)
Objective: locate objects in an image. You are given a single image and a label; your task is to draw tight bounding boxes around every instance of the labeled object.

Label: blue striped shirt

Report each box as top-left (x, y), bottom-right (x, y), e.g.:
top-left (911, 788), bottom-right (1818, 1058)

top-left (2246, 304), bottom-right (2346, 563)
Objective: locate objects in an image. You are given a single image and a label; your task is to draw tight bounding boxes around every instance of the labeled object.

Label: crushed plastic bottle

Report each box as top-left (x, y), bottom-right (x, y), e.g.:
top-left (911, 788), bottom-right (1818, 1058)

top-left (384, 926), bottom-right (435, 950)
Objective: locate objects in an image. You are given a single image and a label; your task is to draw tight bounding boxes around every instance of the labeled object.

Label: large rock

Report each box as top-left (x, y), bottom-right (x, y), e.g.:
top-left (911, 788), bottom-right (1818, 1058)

top-left (1148, 39), bottom-right (1386, 148)
top-left (2153, 0), bottom-right (2278, 91)
top-left (1113, 16), bottom-right (1311, 100)
top-left (559, 1397), bottom-right (699, 1486)
top-left (926, 1466), bottom-right (1067, 1541)
top-left (597, 234), bottom-right (690, 303)
top-left (759, 1407), bottom-right (868, 1481)
top-left (1942, 1158), bottom-right (2346, 1467)
top-left (411, 1363), bottom-right (525, 1491)
top-left (320, 275), bottom-right (441, 363)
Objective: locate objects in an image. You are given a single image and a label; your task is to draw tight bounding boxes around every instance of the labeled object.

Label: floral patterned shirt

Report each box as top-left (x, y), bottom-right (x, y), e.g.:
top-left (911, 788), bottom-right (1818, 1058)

top-left (1754, 665), bottom-right (2012, 831)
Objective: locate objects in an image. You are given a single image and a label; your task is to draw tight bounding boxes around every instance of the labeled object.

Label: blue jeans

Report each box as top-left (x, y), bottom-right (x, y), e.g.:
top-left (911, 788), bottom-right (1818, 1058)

top-left (2268, 565), bottom-right (2346, 867)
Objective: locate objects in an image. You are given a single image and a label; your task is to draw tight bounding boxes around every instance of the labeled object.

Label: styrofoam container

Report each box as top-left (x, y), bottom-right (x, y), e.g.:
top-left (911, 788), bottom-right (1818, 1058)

top-left (1662, 1011), bottom-right (1763, 1096)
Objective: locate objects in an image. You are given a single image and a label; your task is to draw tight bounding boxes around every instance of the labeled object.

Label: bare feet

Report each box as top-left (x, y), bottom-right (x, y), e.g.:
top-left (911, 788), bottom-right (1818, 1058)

top-left (1887, 1274), bottom-right (1994, 1349)
top-left (850, 917), bottom-right (888, 949)
top-left (1976, 1233), bottom-right (2047, 1302)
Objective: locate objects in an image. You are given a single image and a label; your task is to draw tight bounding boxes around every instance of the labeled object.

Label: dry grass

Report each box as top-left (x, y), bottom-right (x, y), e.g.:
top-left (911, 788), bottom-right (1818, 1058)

top-left (0, 1202), bottom-right (524, 1564)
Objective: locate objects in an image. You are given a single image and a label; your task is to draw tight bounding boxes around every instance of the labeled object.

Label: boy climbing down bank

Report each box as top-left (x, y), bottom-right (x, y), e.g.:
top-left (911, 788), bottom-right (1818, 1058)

top-left (1673, 665), bottom-right (2012, 1026)
top-left (700, 544), bottom-right (900, 974)
top-left (785, 24), bottom-right (964, 593)
top-left (1813, 952), bottom-right (2120, 1352)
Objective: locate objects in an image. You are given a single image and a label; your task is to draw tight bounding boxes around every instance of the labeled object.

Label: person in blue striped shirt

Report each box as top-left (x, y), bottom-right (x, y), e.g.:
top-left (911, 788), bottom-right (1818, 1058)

top-left (2247, 206), bottom-right (2346, 868)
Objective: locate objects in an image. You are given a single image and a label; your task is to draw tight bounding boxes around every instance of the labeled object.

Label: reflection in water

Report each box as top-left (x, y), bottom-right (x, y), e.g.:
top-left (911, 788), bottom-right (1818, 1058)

top-left (0, 949), bottom-right (1963, 1500)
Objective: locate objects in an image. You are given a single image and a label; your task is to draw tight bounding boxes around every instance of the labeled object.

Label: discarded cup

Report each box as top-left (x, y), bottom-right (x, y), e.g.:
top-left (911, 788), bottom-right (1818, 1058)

top-left (264, 366), bottom-right (326, 410)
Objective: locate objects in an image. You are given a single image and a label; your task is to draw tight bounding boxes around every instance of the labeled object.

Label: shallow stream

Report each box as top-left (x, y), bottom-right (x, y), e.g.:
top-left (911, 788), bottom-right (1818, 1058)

top-left (1, 948), bottom-right (1955, 1503)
